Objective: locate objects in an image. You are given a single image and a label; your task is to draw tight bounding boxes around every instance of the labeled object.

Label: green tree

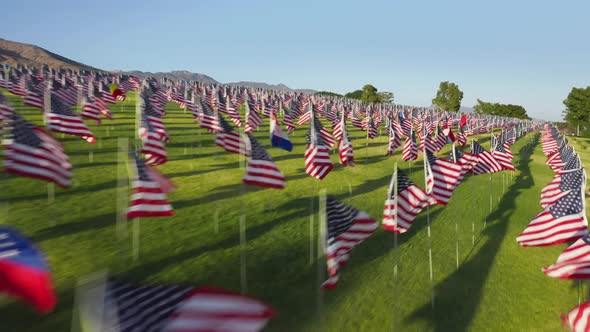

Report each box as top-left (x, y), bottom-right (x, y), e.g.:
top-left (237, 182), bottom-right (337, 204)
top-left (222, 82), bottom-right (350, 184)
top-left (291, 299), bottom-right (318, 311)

top-left (361, 84), bottom-right (380, 103)
top-left (473, 99), bottom-right (530, 119)
top-left (314, 91), bottom-right (343, 97)
top-left (432, 81), bottom-right (463, 112)
top-left (563, 87), bottom-right (590, 133)
top-left (345, 89), bottom-right (363, 100)
top-left (378, 91), bottom-right (394, 104)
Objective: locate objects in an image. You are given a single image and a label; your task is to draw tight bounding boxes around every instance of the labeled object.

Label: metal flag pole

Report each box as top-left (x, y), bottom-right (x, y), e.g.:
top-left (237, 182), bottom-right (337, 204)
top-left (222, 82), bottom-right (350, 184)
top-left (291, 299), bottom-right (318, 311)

top-left (392, 162), bottom-right (400, 330)
top-left (239, 131), bottom-right (251, 295)
top-left (452, 143), bottom-right (459, 269)
top-left (116, 137), bottom-right (129, 270)
top-left (317, 188), bottom-right (327, 330)
top-left (132, 83), bottom-right (144, 262)
top-left (43, 78), bottom-right (57, 226)
top-left (423, 154), bottom-right (435, 308)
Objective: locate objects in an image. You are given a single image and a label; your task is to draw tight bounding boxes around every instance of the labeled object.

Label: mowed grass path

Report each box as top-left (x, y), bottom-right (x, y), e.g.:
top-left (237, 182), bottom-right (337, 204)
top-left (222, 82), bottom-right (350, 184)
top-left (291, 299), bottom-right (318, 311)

top-left (0, 90), bottom-right (588, 331)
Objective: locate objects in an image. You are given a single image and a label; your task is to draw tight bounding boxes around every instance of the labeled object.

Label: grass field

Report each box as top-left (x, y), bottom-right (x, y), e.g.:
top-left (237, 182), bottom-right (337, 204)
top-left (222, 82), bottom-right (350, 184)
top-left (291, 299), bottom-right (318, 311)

top-left (1, 90), bottom-right (589, 332)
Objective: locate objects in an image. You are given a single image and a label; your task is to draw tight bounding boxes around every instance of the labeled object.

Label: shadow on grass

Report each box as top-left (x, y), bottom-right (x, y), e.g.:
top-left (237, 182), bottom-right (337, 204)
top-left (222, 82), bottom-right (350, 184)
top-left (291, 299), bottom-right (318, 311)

top-left (32, 212), bottom-right (116, 243)
top-left (405, 134), bottom-right (538, 332)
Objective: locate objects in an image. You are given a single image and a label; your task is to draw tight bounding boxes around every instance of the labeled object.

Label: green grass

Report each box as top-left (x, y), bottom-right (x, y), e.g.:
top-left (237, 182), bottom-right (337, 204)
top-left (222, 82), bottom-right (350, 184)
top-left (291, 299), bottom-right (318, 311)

top-left (1, 90), bottom-right (589, 331)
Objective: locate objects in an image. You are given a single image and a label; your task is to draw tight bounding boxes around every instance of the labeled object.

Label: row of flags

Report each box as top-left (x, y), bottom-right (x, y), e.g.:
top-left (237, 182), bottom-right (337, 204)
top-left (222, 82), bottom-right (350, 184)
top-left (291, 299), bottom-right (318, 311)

top-left (0, 63), bottom-right (543, 330)
top-left (517, 125), bottom-right (589, 332)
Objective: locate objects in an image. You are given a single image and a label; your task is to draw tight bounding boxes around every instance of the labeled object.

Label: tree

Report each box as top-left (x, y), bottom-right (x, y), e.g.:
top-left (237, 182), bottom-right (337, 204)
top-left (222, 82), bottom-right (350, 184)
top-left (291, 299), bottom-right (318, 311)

top-left (473, 99), bottom-right (530, 119)
top-left (378, 91), bottom-right (394, 104)
top-left (345, 90), bottom-right (363, 100)
top-left (563, 87), bottom-right (590, 134)
top-left (361, 84), bottom-right (380, 103)
top-left (314, 91), bottom-right (343, 97)
top-left (432, 81), bottom-right (463, 112)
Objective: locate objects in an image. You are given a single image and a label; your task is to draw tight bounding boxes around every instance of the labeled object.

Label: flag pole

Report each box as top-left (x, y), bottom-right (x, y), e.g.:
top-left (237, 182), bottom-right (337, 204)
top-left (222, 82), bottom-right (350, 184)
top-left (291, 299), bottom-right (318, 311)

top-left (392, 162), bottom-right (400, 330)
top-left (116, 137), bottom-right (129, 270)
top-left (41, 78), bottom-right (58, 226)
top-left (423, 153), bottom-right (435, 308)
top-left (132, 84), bottom-right (143, 262)
top-left (239, 131), bottom-right (250, 295)
top-left (317, 188), bottom-right (327, 330)
top-left (452, 143), bottom-right (459, 269)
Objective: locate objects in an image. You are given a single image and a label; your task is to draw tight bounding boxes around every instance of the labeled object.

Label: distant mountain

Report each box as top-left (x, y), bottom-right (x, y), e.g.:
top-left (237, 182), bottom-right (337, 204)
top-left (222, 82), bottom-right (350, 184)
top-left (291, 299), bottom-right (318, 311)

top-left (226, 81), bottom-right (316, 94)
top-left (0, 37), bottom-right (322, 94)
top-left (0, 38), bottom-right (100, 71)
top-left (114, 70), bottom-right (219, 84)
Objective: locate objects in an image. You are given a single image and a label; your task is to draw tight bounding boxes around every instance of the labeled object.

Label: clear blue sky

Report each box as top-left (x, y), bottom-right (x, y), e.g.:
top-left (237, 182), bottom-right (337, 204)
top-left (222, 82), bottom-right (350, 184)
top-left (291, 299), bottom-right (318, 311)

top-left (2, 0), bottom-right (589, 121)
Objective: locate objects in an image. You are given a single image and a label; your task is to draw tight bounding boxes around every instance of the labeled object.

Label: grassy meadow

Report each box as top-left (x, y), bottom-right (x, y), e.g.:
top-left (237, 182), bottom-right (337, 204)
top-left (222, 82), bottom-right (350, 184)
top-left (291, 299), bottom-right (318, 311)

top-left (1, 90), bottom-right (589, 331)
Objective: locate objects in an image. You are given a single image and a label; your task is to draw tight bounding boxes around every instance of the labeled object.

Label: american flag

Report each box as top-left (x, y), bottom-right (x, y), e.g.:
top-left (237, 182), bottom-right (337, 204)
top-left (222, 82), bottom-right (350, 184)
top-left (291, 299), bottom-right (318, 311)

top-left (491, 137), bottom-right (515, 171)
top-left (323, 196), bottom-right (377, 289)
top-left (215, 114), bottom-right (248, 156)
top-left (383, 169), bottom-right (435, 233)
top-left (543, 234), bottom-right (590, 280)
top-left (540, 169), bottom-right (585, 209)
top-left (313, 117), bottom-right (335, 148)
top-left (305, 116), bottom-right (334, 180)
top-left (0, 93), bottom-right (13, 126)
top-left (402, 130), bottom-right (418, 161)
top-left (88, 278), bottom-right (274, 332)
top-left (470, 140), bottom-right (502, 175)
top-left (143, 102), bottom-right (170, 142)
top-left (517, 187), bottom-right (587, 247)
top-left (197, 98), bottom-right (222, 133)
top-left (139, 112), bottom-right (168, 166)
top-left (297, 102), bottom-right (312, 126)
top-left (46, 97), bottom-right (95, 144)
top-left (547, 145), bottom-right (574, 172)
top-left (387, 121), bottom-right (402, 156)
top-left (244, 99), bottom-right (262, 133)
top-left (336, 116), bottom-right (354, 166)
top-left (282, 108), bottom-right (295, 134)
top-left (3, 113), bottom-right (72, 188)
top-left (242, 134), bottom-right (285, 189)
top-left (23, 82), bottom-right (44, 110)
top-left (562, 302), bottom-right (590, 332)
top-left (447, 145), bottom-right (479, 179)
top-left (367, 116), bottom-right (378, 139)
top-left (425, 150), bottom-right (464, 205)
top-left (80, 97), bottom-right (102, 124)
top-left (126, 153), bottom-right (174, 219)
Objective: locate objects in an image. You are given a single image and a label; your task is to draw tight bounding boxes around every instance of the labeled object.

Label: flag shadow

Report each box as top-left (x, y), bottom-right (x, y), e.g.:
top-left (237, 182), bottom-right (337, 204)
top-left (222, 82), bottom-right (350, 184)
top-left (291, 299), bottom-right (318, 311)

top-left (404, 135), bottom-right (538, 332)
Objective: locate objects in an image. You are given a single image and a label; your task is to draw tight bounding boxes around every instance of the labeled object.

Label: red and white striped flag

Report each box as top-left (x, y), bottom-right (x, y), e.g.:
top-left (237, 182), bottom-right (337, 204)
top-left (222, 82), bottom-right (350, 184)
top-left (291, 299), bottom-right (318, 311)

top-left (383, 169), bottom-right (436, 233)
top-left (305, 115), bottom-right (334, 180)
top-left (242, 134), bottom-right (285, 189)
top-left (46, 98), bottom-right (95, 144)
top-left (425, 150), bottom-right (464, 205)
top-left (562, 302), bottom-right (590, 332)
top-left (540, 168), bottom-right (584, 209)
top-left (3, 112), bottom-right (72, 188)
top-left (323, 196), bottom-right (377, 289)
top-left (543, 235), bottom-right (590, 280)
top-left (402, 130), bottom-right (418, 161)
top-left (126, 153), bottom-right (174, 219)
top-left (517, 188), bottom-right (587, 247)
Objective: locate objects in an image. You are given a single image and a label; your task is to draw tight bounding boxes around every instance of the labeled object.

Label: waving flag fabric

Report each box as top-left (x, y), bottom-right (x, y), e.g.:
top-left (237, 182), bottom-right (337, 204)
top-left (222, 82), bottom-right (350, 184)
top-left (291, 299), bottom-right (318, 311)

top-left (0, 226), bottom-right (56, 313)
top-left (139, 112), bottom-right (168, 166)
top-left (323, 196), bottom-right (377, 289)
top-left (46, 97), bottom-right (95, 143)
top-left (562, 302), bottom-right (590, 332)
top-left (305, 112), bottom-right (334, 180)
top-left (4, 112), bottom-right (72, 187)
top-left (471, 140), bottom-right (502, 175)
top-left (243, 134), bottom-right (285, 189)
top-left (383, 169), bottom-right (435, 234)
top-left (215, 114), bottom-right (248, 156)
top-left (84, 278), bottom-right (274, 332)
top-left (245, 99), bottom-right (263, 133)
top-left (425, 150), bottom-right (464, 205)
top-left (543, 234), bottom-right (590, 280)
top-left (270, 113), bottom-right (292, 152)
top-left (516, 188), bottom-right (587, 247)
top-left (402, 130), bottom-right (418, 161)
top-left (126, 153), bottom-right (174, 219)
top-left (540, 169), bottom-right (585, 209)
